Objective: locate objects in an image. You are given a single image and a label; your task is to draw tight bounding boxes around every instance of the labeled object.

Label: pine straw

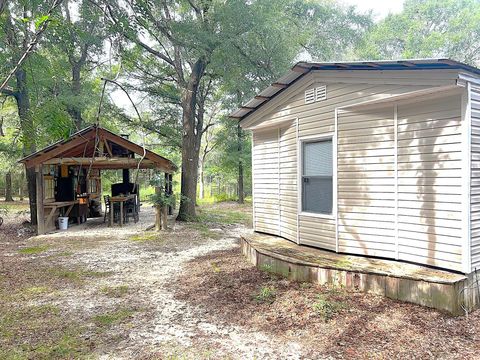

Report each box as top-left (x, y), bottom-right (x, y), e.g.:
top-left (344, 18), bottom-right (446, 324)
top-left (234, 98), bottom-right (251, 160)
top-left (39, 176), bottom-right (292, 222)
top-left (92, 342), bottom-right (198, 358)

top-left (173, 247), bottom-right (480, 359)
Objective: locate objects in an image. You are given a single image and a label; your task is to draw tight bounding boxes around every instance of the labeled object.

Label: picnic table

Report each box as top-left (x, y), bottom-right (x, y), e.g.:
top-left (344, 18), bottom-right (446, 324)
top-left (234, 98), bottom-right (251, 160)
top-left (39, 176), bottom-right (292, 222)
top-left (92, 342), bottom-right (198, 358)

top-left (43, 200), bottom-right (78, 230)
top-left (109, 194), bottom-right (136, 227)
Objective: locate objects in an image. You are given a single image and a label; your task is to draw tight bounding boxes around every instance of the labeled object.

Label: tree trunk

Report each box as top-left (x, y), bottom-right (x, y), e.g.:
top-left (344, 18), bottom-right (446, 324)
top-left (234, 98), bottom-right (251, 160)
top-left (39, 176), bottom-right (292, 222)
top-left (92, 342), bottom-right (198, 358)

top-left (199, 157), bottom-right (205, 200)
top-left (177, 59), bottom-right (207, 221)
top-left (237, 124), bottom-right (244, 204)
top-left (19, 170), bottom-right (24, 201)
top-left (67, 62), bottom-right (83, 129)
top-left (5, 171), bottom-right (13, 202)
top-left (15, 68), bottom-right (37, 224)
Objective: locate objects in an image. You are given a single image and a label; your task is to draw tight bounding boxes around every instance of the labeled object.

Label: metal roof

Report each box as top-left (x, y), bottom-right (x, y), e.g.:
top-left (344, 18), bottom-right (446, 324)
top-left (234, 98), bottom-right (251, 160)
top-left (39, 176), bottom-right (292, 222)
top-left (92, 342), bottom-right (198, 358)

top-left (230, 58), bottom-right (480, 121)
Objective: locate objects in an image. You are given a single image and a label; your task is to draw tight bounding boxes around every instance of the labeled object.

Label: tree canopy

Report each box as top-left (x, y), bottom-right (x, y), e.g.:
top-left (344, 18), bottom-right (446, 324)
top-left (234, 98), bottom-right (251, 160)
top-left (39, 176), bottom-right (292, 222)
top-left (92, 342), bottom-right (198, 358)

top-left (1, 0), bottom-right (480, 222)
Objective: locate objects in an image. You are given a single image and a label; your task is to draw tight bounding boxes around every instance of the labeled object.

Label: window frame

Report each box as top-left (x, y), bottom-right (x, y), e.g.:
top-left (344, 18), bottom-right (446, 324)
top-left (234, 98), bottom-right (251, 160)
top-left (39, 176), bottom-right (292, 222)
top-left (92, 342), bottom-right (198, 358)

top-left (298, 134), bottom-right (334, 219)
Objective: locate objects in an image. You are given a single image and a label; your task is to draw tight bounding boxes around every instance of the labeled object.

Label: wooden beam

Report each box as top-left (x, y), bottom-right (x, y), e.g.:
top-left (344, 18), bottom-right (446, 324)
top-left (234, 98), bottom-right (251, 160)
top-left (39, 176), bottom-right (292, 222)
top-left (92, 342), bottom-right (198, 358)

top-left (99, 129), bottom-right (176, 172)
top-left (35, 165), bottom-right (45, 235)
top-left (254, 95), bottom-right (270, 100)
top-left (42, 157), bottom-right (156, 168)
top-left (98, 137), bottom-right (105, 156)
top-left (104, 139), bottom-right (113, 157)
top-left (25, 132), bottom-right (93, 168)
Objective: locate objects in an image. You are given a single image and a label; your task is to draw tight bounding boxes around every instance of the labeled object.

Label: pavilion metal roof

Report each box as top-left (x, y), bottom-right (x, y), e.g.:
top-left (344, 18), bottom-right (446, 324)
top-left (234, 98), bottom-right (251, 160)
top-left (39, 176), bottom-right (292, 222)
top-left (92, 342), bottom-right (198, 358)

top-left (230, 58), bottom-right (480, 121)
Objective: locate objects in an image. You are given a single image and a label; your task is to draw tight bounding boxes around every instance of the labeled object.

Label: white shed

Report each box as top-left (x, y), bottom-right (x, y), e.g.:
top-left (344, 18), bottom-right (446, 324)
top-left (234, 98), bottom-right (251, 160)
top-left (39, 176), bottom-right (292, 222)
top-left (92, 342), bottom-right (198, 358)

top-left (232, 59), bottom-right (480, 276)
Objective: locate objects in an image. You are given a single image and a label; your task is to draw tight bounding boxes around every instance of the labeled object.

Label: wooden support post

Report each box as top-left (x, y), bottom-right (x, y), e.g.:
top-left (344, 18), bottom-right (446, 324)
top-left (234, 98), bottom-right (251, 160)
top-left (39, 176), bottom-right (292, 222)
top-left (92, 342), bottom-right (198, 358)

top-left (155, 186), bottom-right (162, 231)
top-left (162, 205), bottom-right (168, 230)
top-left (35, 165), bottom-right (45, 235)
top-left (155, 185), bottom-right (168, 231)
top-left (165, 173), bottom-right (173, 216)
top-left (168, 173), bottom-right (173, 215)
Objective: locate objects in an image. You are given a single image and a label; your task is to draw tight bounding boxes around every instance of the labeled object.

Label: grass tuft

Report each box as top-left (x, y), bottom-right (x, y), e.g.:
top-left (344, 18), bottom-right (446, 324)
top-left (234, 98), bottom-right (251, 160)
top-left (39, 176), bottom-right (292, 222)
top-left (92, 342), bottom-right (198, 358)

top-left (253, 286), bottom-right (276, 304)
top-left (93, 308), bottom-right (136, 327)
top-left (129, 233), bottom-right (163, 242)
top-left (100, 285), bottom-right (129, 298)
top-left (312, 294), bottom-right (345, 321)
top-left (18, 245), bottom-right (49, 255)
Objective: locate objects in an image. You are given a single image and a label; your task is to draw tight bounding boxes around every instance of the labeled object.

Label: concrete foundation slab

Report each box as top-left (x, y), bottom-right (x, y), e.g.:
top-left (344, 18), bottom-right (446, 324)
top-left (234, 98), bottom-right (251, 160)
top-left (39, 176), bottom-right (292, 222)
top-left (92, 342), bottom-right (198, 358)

top-left (241, 232), bottom-right (479, 315)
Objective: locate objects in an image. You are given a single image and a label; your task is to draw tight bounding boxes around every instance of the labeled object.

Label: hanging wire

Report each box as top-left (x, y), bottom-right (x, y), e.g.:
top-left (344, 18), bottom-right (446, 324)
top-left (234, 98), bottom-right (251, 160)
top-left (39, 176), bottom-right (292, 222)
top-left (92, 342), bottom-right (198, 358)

top-left (90, 77), bottom-right (147, 187)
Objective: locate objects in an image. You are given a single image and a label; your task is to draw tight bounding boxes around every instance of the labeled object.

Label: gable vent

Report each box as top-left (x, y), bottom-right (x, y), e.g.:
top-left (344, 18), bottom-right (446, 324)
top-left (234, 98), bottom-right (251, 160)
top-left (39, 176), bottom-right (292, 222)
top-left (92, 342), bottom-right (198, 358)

top-left (315, 85), bottom-right (327, 101)
top-left (305, 85), bottom-right (327, 104)
top-left (304, 88), bottom-right (315, 104)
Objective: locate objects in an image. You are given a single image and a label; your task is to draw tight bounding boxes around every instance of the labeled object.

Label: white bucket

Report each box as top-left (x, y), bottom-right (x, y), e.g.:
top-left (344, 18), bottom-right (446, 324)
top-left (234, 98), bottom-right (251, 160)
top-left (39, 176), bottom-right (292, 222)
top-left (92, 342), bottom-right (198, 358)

top-left (58, 217), bottom-right (69, 230)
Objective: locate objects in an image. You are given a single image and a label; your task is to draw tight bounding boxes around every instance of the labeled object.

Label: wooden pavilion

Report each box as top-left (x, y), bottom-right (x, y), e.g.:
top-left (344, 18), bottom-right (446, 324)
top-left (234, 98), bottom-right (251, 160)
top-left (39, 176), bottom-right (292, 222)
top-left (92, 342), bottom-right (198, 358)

top-left (19, 125), bottom-right (176, 234)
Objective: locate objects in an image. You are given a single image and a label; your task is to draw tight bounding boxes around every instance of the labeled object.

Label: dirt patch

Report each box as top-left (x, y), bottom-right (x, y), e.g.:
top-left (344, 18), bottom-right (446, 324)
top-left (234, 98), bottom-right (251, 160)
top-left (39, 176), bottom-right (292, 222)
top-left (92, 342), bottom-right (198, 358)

top-left (3, 201), bottom-right (479, 359)
top-left (173, 247), bottom-right (480, 359)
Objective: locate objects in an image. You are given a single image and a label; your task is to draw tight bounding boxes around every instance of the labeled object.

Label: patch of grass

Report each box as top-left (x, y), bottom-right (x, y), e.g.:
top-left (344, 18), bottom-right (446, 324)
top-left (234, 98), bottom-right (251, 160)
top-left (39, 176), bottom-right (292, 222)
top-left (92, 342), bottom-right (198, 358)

top-left (48, 251), bottom-right (74, 258)
top-left (129, 232), bottom-right (163, 242)
top-left (253, 286), bottom-right (276, 304)
top-left (100, 285), bottom-right (129, 298)
top-left (210, 262), bottom-right (221, 273)
top-left (93, 308), bottom-right (136, 327)
top-left (48, 268), bottom-right (112, 283)
top-left (197, 208), bottom-right (251, 226)
top-left (312, 294), bottom-right (346, 321)
top-left (18, 245), bottom-right (49, 255)
top-left (34, 331), bottom-right (87, 358)
top-left (188, 222), bottom-right (220, 239)
top-left (22, 286), bottom-right (50, 296)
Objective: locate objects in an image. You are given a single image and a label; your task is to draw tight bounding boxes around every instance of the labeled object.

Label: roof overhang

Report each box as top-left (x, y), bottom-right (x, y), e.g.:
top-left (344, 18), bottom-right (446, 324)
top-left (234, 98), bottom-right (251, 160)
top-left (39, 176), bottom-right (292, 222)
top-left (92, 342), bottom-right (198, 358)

top-left (231, 58), bottom-right (480, 124)
top-left (19, 125), bottom-right (177, 173)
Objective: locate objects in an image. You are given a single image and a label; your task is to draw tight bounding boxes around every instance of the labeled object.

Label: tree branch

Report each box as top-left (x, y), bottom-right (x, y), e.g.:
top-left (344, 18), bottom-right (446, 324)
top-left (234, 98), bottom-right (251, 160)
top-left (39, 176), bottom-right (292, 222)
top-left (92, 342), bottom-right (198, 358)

top-left (0, 0), bottom-right (64, 92)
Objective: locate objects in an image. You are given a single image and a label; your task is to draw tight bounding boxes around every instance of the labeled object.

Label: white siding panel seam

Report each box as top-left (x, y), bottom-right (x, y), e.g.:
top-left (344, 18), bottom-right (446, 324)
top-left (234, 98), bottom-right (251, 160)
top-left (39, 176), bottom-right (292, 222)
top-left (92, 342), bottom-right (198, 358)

top-left (278, 127), bottom-right (281, 237)
top-left (296, 118), bottom-right (300, 244)
top-left (251, 132), bottom-right (256, 231)
top-left (463, 83), bottom-right (472, 273)
top-left (335, 108), bottom-right (339, 253)
top-left (394, 104), bottom-right (399, 260)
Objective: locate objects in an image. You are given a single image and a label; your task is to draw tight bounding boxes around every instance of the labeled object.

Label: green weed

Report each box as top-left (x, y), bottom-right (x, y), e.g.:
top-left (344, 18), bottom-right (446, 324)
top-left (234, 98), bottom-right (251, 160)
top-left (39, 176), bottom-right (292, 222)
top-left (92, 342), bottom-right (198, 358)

top-left (253, 286), bottom-right (276, 304)
top-left (312, 294), bottom-right (345, 321)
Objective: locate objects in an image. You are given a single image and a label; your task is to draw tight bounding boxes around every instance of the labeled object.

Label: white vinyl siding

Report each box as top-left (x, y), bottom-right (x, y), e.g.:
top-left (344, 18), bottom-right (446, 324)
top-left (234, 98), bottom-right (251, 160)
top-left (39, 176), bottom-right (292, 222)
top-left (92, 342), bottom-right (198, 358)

top-left (471, 84), bottom-right (480, 270)
top-left (279, 123), bottom-right (298, 241)
top-left (252, 129), bottom-right (279, 235)
top-left (337, 106), bottom-right (396, 259)
top-left (396, 95), bottom-right (463, 271)
top-left (248, 69), bottom-right (466, 272)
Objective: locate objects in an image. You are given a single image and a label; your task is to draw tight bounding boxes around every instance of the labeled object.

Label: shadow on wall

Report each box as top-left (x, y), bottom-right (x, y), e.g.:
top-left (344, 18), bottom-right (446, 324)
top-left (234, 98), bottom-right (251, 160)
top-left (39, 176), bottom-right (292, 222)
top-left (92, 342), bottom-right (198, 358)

top-left (337, 107), bottom-right (393, 256)
top-left (399, 96), bottom-right (461, 269)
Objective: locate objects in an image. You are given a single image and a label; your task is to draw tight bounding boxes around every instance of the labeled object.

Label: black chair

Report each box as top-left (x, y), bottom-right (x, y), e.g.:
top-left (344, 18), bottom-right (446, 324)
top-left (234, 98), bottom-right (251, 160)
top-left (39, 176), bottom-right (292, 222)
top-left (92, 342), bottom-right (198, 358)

top-left (124, 196), bottom-right (139, 223)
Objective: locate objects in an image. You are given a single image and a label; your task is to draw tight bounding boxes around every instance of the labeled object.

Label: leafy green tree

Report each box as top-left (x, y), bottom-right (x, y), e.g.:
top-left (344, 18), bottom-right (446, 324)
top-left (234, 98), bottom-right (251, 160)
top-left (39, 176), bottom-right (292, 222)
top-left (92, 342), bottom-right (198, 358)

top-left (48, 0), bottom-right (109, 129)
top-left (357, 0), bottom-right (480, 64)
top-left (103, 0), bottom-right (371, 219)
top-left (0, 0), bottom-right (63, 223)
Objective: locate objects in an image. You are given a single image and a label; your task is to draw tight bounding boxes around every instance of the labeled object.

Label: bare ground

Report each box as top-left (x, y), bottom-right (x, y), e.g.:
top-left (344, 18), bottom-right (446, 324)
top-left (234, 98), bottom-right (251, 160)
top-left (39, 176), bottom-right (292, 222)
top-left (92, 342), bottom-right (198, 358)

top-left (1, 201), bottom-right (480, 359)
